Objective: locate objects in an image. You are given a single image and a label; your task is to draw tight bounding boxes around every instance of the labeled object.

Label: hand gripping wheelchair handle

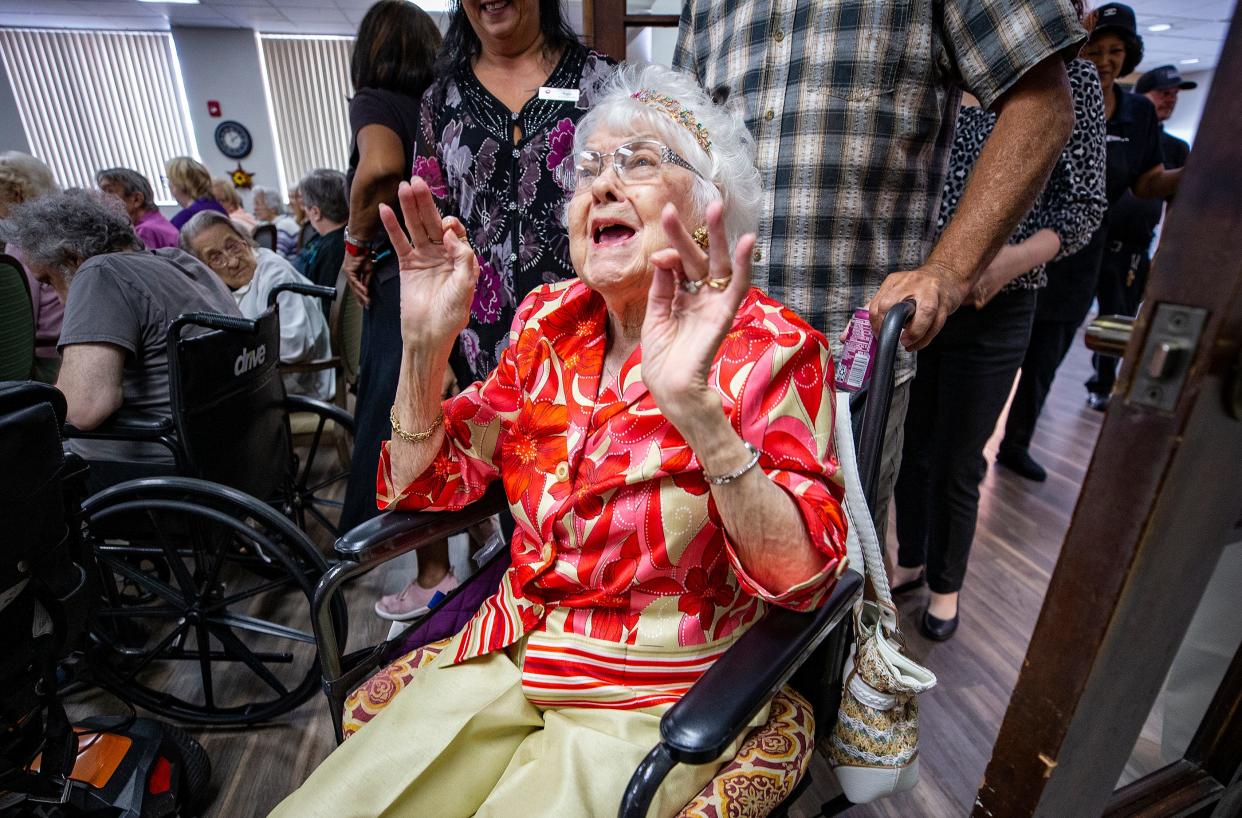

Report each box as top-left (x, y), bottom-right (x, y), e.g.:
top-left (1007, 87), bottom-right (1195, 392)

top-left (268, 281), bottom-right (338, 308)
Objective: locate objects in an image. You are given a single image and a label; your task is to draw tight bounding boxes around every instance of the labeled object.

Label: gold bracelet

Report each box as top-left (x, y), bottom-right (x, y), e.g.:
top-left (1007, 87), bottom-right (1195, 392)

top-left (389, 405), bottom-right (443, 444)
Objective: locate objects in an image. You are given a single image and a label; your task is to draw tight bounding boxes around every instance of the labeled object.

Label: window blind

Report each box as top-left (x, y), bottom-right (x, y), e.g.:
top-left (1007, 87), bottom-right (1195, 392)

top-left (259, 35), bottom-right (353, 188)
top-left (0, 28), bottom-right (196, 204)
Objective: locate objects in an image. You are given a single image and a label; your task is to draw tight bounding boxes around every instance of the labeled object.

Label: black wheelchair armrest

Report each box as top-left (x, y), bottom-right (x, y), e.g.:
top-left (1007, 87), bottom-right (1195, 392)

top-left (334, 483), bottom-right (506, 565)
top-left (284, 394), bottom-right (355, 433)
top-left (269, 281), bottom-right (337, 307)
top-left (63, 411), bottom-right (174, 440)
top-left (312, 482), bottom-right (507, 741)
top-left (618, 570), bottom-right (863, 818)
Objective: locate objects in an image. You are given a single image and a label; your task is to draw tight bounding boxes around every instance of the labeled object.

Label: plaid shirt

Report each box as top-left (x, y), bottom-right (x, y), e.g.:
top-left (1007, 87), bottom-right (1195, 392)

top-left (674, 0), bottom-right (1084, 380)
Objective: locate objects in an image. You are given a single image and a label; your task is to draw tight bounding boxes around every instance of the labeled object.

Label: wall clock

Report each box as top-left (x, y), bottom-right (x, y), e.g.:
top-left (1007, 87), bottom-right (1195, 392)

top-left (214, 120), bottom-right (253, 160)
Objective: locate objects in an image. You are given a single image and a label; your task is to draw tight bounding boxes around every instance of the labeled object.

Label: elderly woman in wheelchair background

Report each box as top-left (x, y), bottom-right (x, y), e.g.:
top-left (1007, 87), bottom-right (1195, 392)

top-left (273, 63), bottom-right (850, 817)
top-left (182, 209), bottom-right (335, 402)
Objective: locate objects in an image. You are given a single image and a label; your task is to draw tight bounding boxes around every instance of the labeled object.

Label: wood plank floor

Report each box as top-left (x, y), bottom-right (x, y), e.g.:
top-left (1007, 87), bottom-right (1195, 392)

top-left (67, 333), bottom-right (1108, 818)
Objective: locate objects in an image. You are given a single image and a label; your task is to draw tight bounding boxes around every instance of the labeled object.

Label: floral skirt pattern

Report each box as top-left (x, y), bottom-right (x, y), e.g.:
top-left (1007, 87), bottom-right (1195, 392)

top-left (341, 639), bottom-right (816, 816)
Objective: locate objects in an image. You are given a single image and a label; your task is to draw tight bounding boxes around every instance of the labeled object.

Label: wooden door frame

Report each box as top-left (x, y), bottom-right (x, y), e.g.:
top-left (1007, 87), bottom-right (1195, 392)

top-left (975, 11), bottom-right (1242, 818)
top-left (582, 0), bottom-right (679, 61)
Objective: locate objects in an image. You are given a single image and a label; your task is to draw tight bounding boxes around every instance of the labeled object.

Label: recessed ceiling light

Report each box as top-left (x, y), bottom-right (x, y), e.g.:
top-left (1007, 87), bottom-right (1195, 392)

top-left (136, 0), bottom-right (201, 4)
top-left (1180, 58), bottom-right (1201, 64)
top-left (1147, 23), bottom-right (1172, 32)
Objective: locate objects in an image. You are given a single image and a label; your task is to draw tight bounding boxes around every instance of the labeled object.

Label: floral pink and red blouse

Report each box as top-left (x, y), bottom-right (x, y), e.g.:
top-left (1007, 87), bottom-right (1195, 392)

top-left (377, 280), bottom-right (849, 709)
top-left (414, 44), bottom-right (616, 385)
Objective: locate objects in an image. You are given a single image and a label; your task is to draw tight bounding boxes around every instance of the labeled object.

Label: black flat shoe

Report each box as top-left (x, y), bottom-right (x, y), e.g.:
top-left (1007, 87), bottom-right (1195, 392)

top-left (996, 448), bottom-right (1047, 482)
top-left (1086, 392), bottom-right (1110, 412)
top-left (920, 607), bottom-right (959, 641)
top-left (891, 571), bottom-right (925, 596)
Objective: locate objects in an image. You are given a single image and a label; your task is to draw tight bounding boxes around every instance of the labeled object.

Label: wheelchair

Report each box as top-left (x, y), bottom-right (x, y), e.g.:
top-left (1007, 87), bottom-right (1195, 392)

top-left (1, 381), bottom-right (211, 817)
top-left (307, 301), bottom-right (915, 817)
top-left (49, 281), bottom-right (353, 726)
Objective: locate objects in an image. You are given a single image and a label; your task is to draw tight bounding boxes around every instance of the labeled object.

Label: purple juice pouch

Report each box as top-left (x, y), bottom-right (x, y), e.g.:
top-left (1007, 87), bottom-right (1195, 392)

top-left (835, 308), bottom-right (876, 392)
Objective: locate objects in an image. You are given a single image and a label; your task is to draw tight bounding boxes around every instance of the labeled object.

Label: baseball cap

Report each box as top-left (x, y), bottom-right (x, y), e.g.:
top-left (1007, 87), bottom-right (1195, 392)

top-left (1136, 64), bottom-right (1199, 93)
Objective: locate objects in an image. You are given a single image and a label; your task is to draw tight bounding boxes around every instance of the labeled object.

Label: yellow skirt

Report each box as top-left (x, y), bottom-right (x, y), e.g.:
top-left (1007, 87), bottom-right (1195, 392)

top-left (270, 628), bottom-right (762, 818)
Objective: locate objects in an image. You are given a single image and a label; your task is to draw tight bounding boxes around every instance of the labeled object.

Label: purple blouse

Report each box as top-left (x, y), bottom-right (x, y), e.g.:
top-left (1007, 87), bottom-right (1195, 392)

top-left (135, 209), bottom-right (181, 249)
top-left (170, 197), bottom-right (227, 230)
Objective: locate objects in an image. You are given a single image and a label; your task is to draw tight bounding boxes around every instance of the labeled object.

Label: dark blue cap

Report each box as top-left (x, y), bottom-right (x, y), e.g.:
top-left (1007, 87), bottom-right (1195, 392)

top-left (1136, 64), bottom-right (1199, 93)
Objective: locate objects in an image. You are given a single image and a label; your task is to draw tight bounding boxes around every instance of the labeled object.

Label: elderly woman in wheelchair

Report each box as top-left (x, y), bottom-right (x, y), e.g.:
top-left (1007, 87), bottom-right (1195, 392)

top-left (275, 64), bottom-right (850, 817)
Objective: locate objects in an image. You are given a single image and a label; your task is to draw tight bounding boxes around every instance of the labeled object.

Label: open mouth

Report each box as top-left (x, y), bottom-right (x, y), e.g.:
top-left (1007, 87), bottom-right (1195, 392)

top-left (480, 0), bottom-right (511, 14)
top-left (593, 223), bottom-right (636, 246)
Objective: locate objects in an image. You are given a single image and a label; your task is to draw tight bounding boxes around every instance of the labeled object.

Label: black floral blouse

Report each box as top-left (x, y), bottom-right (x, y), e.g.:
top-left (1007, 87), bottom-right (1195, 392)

top-left (414, 43), bottom-right (616, 383)
top-left (936, 58), bottom-right (1107, 292)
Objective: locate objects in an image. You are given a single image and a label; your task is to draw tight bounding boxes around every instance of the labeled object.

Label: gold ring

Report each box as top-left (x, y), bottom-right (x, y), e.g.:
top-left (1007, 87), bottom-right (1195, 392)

top-left (705, 275), bottom-right (731, 290)
top-left (679, 278), bottom-right (706, 294)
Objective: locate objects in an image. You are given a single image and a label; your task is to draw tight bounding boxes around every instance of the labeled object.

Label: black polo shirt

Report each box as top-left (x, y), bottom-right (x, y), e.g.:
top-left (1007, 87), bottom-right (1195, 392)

top-left (1105, 129), bottom-right (1190, 248)
top-left (1104, 86), bottom-right (1165, 205)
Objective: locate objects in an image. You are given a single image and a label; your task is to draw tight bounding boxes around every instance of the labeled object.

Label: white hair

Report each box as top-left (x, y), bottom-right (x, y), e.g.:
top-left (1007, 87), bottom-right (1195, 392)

top-left (571, 63), bottom-right (762, 248)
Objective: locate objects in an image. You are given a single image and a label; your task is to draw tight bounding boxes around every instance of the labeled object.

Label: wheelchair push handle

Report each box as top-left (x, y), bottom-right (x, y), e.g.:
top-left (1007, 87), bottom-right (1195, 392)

top-left (268, 281), bottom-right (337, 307)
top-left (856, 297), bottom-right (915, 510)
top-left (170, 311), bottom-right (259, 338)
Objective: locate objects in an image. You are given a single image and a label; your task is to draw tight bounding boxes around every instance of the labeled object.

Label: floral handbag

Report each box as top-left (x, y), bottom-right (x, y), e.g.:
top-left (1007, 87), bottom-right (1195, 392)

top-left (826, 392), bottom-right (938, 804)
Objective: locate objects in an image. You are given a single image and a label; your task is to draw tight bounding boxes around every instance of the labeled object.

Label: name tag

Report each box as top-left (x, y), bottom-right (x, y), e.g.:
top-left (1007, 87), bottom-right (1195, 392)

top-left (538, 86), bottom-right (580, 103)
top-left (1106, 134), bottom-right (1130, 143)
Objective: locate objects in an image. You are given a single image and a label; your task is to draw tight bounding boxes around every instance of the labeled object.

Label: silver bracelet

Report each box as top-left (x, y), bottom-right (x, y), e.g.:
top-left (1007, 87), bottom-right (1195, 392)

top-left (704, 441), bottom-right (762, 486)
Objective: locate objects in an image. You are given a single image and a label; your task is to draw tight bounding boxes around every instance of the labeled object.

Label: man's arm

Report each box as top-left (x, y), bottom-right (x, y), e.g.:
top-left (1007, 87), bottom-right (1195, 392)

top-left (57, 343), bottom-right (126, 429)
top-left (1132, 163), bottom-right (1182, 200)
top-left (868, 53), bottom-right (1075, 350)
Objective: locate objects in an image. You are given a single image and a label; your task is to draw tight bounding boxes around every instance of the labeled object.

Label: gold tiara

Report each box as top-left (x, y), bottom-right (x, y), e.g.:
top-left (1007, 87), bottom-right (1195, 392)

top-left (631, 90), bottom-right (712, 155)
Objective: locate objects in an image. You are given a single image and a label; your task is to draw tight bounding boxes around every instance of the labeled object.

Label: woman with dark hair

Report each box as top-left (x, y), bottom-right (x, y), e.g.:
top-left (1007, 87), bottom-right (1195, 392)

top-left (414, 0), bottom-right (615, 387)
top-left (998, 2), bottom-right (1184, 483)
top-left (339, 1), bottom-right (442, 538)
top-left (375, 0), bottom-right (614, 617)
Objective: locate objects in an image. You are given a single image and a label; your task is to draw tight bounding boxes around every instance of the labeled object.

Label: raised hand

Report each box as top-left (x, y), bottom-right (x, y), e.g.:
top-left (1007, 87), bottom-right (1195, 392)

top-left (642, 200), bottom-right (755, 425)
top-left (378, 176), bottom-right (480, 357)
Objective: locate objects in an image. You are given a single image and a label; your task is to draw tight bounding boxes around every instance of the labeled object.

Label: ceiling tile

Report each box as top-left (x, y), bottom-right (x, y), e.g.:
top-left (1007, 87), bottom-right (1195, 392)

top-left (282, 6), bottom-right (347, 22)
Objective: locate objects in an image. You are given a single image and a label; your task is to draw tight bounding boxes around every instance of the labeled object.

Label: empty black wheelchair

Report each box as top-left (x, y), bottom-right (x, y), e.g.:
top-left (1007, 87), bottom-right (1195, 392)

top-left (1, 381), bottom-right (213, 817)
top-left (307, 301), bottom-right (916, 816)
top-left (57, 282), bottom-right (352, 725)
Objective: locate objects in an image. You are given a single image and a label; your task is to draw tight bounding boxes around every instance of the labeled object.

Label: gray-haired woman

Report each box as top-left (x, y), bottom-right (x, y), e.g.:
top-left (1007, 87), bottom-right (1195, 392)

top-left (272, 63), bottom-right (847, 818)
top-left (252, 186), bottom-right (301, 259)
top-left (182, 210), bottom-right (334, 401)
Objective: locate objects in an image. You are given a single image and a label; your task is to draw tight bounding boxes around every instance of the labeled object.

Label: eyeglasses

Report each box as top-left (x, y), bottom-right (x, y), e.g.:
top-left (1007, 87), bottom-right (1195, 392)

top-left (560, 139), bottom-right (703, 193)
top-left (201, 236), bottom-right (251, 269)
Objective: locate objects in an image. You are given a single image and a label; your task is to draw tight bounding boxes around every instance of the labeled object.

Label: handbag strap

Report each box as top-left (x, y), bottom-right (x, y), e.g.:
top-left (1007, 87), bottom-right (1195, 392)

top-left (834, 391), bottom-right (894, 609)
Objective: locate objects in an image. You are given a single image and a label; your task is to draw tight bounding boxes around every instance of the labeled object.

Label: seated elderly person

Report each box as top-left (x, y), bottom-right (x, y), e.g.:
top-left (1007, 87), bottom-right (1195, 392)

top-left (295, 168), bottom-right (349, 292)
top-left (272, 64), bottom-right (848, 818)
top-left (96, 166), bottom-right (180, 250)
top-left (165, 156), bottom-right (226, 230)
top-left (0, 151), bottom-right (63, 383)
top-left (253, 185), bottom-right (301, 259)
top-left (182, 211), bottom-right (333, 401)
top-left (212, 177), bottom-right (259, 234)
top-left (0, 189), bottom-right (239, 466)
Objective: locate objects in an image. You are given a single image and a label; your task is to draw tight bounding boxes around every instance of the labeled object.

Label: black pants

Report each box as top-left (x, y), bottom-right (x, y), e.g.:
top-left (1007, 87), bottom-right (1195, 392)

top-left (896, 288), bottom-right (1035, 594)
top-left (1086, 242), bottom-right (1150, 398)
top-left (341, 261), bottom-right (403, 531)
top-left (999, 317), bottom-right (1080, 455)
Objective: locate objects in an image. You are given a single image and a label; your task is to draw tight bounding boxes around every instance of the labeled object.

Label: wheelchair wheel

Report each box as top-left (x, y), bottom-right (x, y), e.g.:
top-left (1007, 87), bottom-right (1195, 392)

top-left (284, 401), bottom-right (354, 541)
top-left (81, 477), bottom-right (346, 725)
